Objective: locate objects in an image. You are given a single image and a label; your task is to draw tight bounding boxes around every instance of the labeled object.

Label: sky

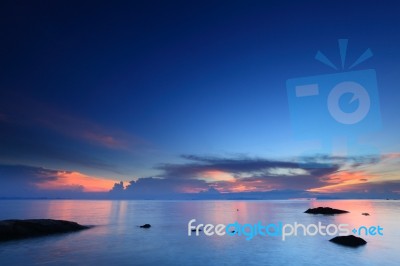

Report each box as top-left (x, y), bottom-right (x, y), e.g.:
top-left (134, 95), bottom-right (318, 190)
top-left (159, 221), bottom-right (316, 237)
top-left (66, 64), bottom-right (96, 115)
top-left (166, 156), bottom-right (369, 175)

top-left (0, 0), bottom-right (399, 199)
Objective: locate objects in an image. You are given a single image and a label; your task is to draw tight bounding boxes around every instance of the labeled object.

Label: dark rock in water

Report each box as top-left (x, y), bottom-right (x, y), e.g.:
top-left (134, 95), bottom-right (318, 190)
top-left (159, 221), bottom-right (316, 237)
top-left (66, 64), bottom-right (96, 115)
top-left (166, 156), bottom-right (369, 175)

top-left (304, 207), bottom-right (349, 215)
top-left (362, 212), bottom-right (370, 216)
top-left (329, 235), bottom-right (367, 247)
top-left (139, 224), bottom-right (151, 228)
top-left (0, 219), bottom-right (90, 241)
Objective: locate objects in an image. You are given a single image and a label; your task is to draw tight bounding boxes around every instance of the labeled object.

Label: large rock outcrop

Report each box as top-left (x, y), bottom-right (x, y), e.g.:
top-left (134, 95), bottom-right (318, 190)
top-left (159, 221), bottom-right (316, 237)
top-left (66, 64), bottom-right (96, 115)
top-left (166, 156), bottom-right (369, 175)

top-left (0, 219), bottom-right (90, 241)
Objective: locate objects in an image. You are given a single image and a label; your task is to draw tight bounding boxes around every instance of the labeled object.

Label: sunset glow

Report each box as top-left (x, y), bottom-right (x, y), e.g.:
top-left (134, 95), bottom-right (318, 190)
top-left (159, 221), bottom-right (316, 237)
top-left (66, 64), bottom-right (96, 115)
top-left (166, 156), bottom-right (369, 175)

top-left (36, 171), bottom-right (117, 192)
top-left (0, 1), bottom-right (399, 200)
top-left (201, 170), bottom-right (236, 182)
top-left (308, 171), bottom-right (374, 193)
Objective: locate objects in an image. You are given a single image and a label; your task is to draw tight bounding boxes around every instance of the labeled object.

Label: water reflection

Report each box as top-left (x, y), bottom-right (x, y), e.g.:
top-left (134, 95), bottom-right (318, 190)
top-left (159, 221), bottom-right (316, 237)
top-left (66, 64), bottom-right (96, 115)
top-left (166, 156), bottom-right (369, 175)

top-left (308, 200), bottom-right (378, 227)
top-left (0, 200), bottom-right (398, 266)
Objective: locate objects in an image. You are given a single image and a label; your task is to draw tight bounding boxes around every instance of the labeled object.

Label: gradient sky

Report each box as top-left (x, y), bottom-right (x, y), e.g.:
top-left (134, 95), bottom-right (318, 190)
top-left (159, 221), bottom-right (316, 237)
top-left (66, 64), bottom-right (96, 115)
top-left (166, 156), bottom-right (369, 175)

top-left (0, 0), bottom-right (399, 198)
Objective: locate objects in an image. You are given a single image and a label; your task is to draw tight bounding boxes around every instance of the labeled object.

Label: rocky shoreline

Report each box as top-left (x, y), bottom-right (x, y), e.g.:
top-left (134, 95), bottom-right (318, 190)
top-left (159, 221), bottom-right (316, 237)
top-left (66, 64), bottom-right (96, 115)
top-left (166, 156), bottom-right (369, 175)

top-left (0, 219), bottom-right (90, 241)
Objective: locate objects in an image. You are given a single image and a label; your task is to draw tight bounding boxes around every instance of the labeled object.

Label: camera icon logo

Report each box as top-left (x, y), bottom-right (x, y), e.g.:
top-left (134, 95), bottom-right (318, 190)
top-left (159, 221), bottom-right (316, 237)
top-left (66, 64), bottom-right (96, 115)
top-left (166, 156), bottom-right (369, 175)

top-left (327, 80), bottom-right (370, 125)
top-left (286, 39), bottom-right (381, 141)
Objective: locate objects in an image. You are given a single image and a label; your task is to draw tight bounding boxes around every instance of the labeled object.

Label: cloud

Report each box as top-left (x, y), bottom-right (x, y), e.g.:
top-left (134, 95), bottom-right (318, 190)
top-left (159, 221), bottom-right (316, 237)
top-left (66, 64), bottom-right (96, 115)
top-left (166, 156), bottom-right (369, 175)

top-left (0, 122), bottom-right (120, 173)
top-left (36, 171), bottom-right (116, 192)
top-left (155, 155), bottom-right (340, 192)
top-left (2, 153), bottom-right (399, 199)
top-left (0, 96), bottom-right (144, 150)
top-left (159, 154), bottom-right (338, 178)
top-left (314, 181), bottom-right (400, 199)
top-left (307, 153), bottom-right (400, 194)
top-left (308, 171), bottom-right (375, 193)
top-left (108, 155), bottom-right (339, 197)
top-left (0, 164), bottom-right (116, 197)
top-left (0, 164), bottom-right (59, 196)
top-left (381, 153), bottom-right (400, 160)
top-left (0, 96), bottom-right (152, 175)
top-left (108, 153), bottom-right (400, 198)
top-left (110, 177), bottom-right (208, 196)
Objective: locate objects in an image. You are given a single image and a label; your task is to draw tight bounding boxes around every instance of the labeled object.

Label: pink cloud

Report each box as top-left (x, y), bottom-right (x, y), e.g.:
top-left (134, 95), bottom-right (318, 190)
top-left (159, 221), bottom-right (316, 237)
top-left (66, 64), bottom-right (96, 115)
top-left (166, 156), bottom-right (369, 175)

top-left (36, 170), bottom-right (117, 192)
top-left (2, 97), bottom-right (146, 150)
top-left (308, 171), bottom-right (374, 193)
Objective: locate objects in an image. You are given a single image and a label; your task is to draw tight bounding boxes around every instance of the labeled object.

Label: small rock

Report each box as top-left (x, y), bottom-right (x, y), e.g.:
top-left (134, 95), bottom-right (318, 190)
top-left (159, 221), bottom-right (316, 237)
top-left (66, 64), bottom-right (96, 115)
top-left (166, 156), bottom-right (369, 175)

top-left (329, 235), bottom-right (367, 247)
top-left (139, 224), bottom-right (151, 228)
top-left (362, 213), bottom-right (370, 216)
top-left (304, 207), bottom-right (349, 215)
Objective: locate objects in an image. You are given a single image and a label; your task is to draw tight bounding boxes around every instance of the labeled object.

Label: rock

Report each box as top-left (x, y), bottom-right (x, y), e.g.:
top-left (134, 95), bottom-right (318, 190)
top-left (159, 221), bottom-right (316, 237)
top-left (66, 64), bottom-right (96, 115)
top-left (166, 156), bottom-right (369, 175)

top-left (191, 228), bottom-right (202, 232)
top-left (304, 207), bottom-right (349, 215)
top-left (139, 224), bottom-right (151, 228)
top-left (362, 212), bottom-right (370, 216)
top-left (0, 219), bottom-right (90, 241)
top-left (329, 235), bottom-right (367, 247)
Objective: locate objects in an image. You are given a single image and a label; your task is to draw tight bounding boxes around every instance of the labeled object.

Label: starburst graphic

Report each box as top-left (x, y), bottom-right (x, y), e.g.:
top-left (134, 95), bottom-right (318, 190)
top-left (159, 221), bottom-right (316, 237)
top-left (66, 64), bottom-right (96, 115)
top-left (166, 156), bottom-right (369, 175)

top-left (315, 39), bottom-right (373, 70)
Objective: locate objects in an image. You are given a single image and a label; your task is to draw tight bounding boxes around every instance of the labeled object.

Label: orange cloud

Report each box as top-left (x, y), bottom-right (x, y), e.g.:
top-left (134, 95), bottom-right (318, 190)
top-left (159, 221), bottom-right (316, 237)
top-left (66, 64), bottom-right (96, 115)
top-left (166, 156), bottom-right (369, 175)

top-left (198, 170), bottom-right (268, 192)
top-left (229, 184), bottom-right (251, 193)
top-left (308, 171), bottom-right (373, 193)
top-left (212, 178), bottom-right (275, 193)
top-left (200, 170), bottom-right (235, 182)
top-left (36, 171), bottom-right (117, 192)
top-left (381, 153), bottom-right (400, 160)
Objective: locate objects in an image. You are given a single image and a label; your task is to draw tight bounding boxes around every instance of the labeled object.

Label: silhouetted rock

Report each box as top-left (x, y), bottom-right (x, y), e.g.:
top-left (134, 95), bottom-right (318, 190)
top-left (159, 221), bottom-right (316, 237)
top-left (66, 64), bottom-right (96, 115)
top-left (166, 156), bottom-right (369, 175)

top-left (304, 207), bottom-right (349, 215)
top-left (329, 235), bottom-right (367, 247)
top-left (0, 219), bottom-right (90, 241)
top-left (362, 212), bottom-right (370, 216)
top-left (139, 224), bottom-right (151, 228)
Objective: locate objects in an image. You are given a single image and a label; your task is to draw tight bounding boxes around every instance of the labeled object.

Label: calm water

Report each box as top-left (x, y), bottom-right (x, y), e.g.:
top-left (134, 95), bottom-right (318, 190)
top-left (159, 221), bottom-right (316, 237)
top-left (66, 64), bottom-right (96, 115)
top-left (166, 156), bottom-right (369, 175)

top-left (0, 200), bottom-right (399, 265)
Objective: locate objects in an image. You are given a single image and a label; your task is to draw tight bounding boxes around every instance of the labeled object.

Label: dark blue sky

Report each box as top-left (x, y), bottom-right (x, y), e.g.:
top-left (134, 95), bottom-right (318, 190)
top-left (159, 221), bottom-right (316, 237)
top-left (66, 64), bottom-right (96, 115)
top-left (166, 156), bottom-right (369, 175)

top-left (0, 1), bottom-right (399, 197)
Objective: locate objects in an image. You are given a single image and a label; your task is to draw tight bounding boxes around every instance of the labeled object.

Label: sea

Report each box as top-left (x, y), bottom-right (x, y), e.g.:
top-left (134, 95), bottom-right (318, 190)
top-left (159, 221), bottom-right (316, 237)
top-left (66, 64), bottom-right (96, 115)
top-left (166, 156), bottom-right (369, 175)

top-left (0, 200), bottom-right (399, 265)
